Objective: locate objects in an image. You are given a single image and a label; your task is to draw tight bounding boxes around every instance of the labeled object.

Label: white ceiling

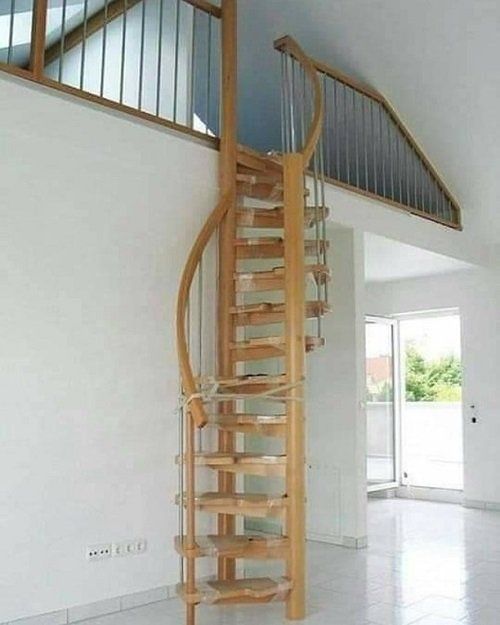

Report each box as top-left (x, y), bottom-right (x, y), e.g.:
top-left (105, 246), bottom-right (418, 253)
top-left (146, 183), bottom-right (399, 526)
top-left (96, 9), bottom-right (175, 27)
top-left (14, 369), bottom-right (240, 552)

top-left (364, 233), bottom-right (473, 283)
top-left (239, 0), bottom-right (500, 244)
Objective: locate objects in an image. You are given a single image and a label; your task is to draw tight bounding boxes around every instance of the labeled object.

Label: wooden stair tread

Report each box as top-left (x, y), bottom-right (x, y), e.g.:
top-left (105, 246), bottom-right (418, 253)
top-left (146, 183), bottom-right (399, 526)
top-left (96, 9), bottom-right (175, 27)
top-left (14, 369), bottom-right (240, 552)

top-left (235, 237), bottom-right (329, 260)
top-left (177, 492), bottom-right (287, 518)
top-left (174, 534), bottom-right (289, 559)
top-left (177, 453), bottom-right (286, 476)
top-left (236, 205), bottom-right (329, 229)
top-left (177, 576), bottom-right (292, 605)
top-left (207, 413), bottom-right (287, 436)
top-left (230, 300), bottom-right (330, 326)
top-left (234, 264), bottom-right (330, 292)
top-left (230, 335), bottom-right (324, 361)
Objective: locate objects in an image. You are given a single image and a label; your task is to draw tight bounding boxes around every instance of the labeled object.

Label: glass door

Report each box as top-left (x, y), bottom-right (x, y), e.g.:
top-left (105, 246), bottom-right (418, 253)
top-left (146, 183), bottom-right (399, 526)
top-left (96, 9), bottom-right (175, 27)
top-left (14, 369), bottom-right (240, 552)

top-left (366, 316), bottom-right (399, 491)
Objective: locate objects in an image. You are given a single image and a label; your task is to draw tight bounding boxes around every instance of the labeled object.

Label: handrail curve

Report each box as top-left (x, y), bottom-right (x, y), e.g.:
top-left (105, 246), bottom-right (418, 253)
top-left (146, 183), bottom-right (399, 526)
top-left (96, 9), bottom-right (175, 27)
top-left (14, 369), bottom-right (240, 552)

top-left (176, 192), bottom-right (232, 429)
top-left (274, 35), bottom-right (324, 167)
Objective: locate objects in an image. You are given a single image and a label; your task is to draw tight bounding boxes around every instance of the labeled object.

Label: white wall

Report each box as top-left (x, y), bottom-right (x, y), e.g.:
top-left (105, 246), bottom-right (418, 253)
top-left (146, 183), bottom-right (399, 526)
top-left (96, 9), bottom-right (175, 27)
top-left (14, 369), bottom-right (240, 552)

top-left (0, 73), bottom-right (218, 623)
top-left (307, 227), bottom-right (367, 547)
top-left (366, 268), bottom-right (500, 507)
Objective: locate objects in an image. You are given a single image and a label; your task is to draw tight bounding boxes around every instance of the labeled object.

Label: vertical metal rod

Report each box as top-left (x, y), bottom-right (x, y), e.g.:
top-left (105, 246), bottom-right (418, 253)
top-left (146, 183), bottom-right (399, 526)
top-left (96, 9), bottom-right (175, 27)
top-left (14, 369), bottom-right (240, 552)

top-left (58, 0), bottom-right (68, 83)
top-left (388, 118), bottom-right (395, 201)
top-left (353, 89), bottom-right (360, 188)
top-left (280, 53), bottom-right (287, 152)
top-left (197, 255), bottom-right (203, 453)
top-left (7, 0), bottom-right (15, 64)
top-left (334, 80), bottom-right (340, 179)
top-left (205, 14), bottom-right (212, 134)
top-left (178, 384), bottom-right (185, 582)
top-left (155, 0), bottom-right (165, 116)
top-left (189, 8), bottom-right (197, 128)
top-left (371, 100), bottom-right (378, 195)
top-left (173, 0), bottom-right (181, 122)
top-left (137, 0), bottom-right (146, 110)
top-left (379, 105), bottom-right (386, 198)
top-left (100, 0), bottom-right (109, 97)
top-left (79, 0), bottom-right (89, 90)
top-left (323, 73), bottom-right (330, 179)
top-left (289, 56), bottom-right (296, 151)
top-left (362, 96), bottom-right (369, 190)
top-left (413, 150), bottom-right (418, 209)
top-left (119, 0), bottom-right (127, 104)
top-left (404, 137), bottom-right (410, 206)
top-left (344, 84), bottom-right (350, 184)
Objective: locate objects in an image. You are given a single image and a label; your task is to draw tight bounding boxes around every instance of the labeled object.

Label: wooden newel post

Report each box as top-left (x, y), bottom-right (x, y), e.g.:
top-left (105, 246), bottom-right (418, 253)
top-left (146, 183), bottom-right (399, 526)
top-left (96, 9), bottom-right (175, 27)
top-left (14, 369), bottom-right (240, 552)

top-left (283, 153), bottom-right (306, 620)
top-left (30, 0), bottom-right (48, 78)
top-left (217, 0), bottom-right (238, 582)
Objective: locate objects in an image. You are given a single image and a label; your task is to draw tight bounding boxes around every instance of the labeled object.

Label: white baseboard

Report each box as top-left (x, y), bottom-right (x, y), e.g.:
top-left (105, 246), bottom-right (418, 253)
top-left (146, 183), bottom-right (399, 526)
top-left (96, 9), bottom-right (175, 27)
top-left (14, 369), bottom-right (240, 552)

top-left (3, 585), bottom-right (177, 625)
top-left (396, 485), bottom-right (463, 505)
top-left (464, 499), bottom-right (500, 511)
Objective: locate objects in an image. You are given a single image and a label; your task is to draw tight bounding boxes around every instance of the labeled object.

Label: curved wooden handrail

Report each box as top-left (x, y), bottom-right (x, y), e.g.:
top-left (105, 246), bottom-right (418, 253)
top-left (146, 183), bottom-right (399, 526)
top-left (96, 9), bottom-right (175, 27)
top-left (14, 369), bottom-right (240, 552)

top-left (274, 35), bottom-right (324, 167)
top-left (176, 193), bottom-right (232, 428)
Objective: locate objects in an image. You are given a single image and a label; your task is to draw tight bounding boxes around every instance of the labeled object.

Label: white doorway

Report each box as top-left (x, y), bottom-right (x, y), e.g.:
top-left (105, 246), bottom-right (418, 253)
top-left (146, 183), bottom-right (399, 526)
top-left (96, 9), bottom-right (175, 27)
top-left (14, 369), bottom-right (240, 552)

top-left (399, 311), bottom-right (463, 491)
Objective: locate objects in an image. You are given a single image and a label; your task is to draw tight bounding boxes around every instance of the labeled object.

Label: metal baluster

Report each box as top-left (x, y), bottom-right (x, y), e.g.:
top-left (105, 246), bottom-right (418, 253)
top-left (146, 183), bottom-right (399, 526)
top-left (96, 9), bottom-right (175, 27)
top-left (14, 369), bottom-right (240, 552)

top-left (353, 89), bottom-right (360, 188)
top-left (334, 80), bottom-right (340, 180)
top-left (205, 15), bottom-right (212, 134)
top-left (413, 150), bottom-right (418, 209)
top-left (405, 138), bottom-right (410, 207)
top-left (156, 0), bottom-right (165, 116)
top-left (280, 53), bottom-right (287, 152)
top-left (137, 0), bottom-right (146, 110)
top-left (379, 104), bottom-right (386, 198)
top-left (344, 84), bottom-right (350, 184)
top-left (323, 74), bottom-right (331, 180)
top-left (318, 129), bottom-right (328, 306)
top-left (119, 0), bottom-right (128, 104)
top-left (178, 381), bottom-right (185, 583)
top-left (197, 255), bottom-right (203, 452)
top-left (362, 96), bottom-right (369, 190)
top-left (388, 113), bottom-right (395, 201)
top-left (313, 148), bottom-right (322, 339)
top-left (395, 121), bottom-right (402, 203)
top-left (79, 0), bottom-right (89, 90)
top-left (7, 0), bottom-right (15, 64)
top-left (100, 0), bottom-right (109, 97)
top-left (173, 0), bottom-right (181, 122)
top-left (58, 0), bottom-right (68, 83)
top-left (189, 8), bottom-right (197, 129)
top-left (289, 56), bottom-right (296, 151)
top-left (371, 100), bottom-right (378, 195)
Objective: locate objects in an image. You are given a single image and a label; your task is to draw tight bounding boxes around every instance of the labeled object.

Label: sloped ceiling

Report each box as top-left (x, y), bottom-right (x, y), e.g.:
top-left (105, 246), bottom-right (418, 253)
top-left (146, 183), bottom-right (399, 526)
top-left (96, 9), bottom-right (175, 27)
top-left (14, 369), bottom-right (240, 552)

top-left (238, 0), bottom-right (500, 244)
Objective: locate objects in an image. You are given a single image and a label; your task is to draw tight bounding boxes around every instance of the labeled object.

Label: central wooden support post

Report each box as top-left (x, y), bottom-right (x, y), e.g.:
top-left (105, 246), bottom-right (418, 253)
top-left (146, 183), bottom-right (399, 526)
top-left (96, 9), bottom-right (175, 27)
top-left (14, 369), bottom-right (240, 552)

top-left (283, 153), bottom-right (306, 620)
top-left (217, 0), bottom-right (238, 582)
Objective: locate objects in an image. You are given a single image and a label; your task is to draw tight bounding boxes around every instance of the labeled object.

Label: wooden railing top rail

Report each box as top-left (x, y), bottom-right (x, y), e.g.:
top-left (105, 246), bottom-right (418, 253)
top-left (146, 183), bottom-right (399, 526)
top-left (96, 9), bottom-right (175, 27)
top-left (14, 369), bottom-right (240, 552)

top-left (176, 192), bottom-right (231, 429)
top-left (183, 0), bottom-right (222, 18)
top-left (274, 35), bottom-right (323, 167)
top-left (305, 50), bottom-right (462, 225)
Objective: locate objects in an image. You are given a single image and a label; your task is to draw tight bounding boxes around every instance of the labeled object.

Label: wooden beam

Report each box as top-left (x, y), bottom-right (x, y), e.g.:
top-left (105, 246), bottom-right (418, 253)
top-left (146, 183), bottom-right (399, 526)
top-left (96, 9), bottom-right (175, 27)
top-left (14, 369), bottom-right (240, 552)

top-left (182, 0), bottom-right (222, 18)
top-left (30, 0), bottom-right (48, 78)
top-left (217, 0), bottom-right (238, 583)
top-left (44, 0), bottom-right (142, 67)
top-left (283, 153), bottom-right (306, 621)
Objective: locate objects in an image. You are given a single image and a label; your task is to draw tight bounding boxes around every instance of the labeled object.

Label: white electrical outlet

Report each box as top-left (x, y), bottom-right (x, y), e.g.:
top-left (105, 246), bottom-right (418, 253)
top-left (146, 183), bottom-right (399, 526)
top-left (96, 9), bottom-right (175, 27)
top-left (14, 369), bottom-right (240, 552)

top-left (111, 538), bottom-right (147, 558)
top-left (86, 544), bottom-right (112, 561)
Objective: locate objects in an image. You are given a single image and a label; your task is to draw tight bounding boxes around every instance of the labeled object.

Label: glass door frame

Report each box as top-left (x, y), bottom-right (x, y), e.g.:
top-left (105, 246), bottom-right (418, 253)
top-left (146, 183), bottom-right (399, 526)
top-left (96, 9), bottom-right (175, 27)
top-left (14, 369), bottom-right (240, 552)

top-left (366, 314), bottom-right (402, 493)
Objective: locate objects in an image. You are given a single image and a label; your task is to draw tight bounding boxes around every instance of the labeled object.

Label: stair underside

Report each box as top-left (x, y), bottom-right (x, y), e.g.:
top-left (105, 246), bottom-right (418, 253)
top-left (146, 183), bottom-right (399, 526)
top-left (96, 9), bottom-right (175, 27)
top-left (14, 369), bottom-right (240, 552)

top-left (178, 492), bottom-right (287, 518)
top-left (236, 205), bottom-right (329, 229)
top-left (235, 264), bottom-right (330, 292)
top-left (184, 452), bottom-right (286, 477)
top-left (174, 534), bottom-right (289, 559)
top-left (230, 335), bottom-right (324, 361)
top-left (177, 576), bottom-right (292, 605)
top-left (207, 413), bottom-right (286, 436)
top-left (235, 237), bottom-right (329, 259)
top-left (231, 300), bottom-right (330, 326)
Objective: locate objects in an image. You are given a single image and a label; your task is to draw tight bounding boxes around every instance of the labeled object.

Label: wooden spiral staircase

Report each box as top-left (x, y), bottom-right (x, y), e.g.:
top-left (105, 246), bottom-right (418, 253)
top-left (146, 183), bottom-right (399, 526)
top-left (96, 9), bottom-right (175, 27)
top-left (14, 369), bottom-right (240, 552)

top-left (175, 3), bottom-right (329, 623)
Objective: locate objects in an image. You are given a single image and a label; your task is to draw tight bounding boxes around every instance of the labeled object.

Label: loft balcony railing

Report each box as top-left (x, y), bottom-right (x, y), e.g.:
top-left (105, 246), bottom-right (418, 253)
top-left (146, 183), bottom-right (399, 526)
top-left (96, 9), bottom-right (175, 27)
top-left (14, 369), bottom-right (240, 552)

top-left (275, 36), bottom-right (461, 230)
top-left (0, 0), bottom-right (221, 142)
top-left (0, 2), bottom-right (462, 230)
